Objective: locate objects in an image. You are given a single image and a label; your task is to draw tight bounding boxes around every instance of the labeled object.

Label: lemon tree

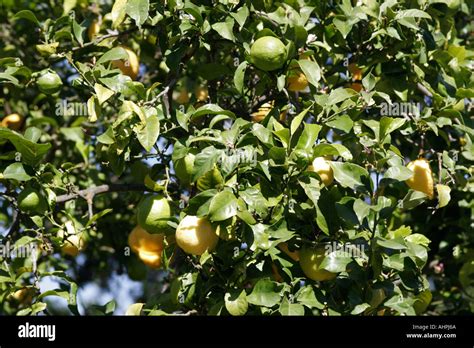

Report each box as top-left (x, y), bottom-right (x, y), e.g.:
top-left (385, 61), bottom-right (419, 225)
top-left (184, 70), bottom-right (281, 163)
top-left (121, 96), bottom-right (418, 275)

top-left (0, 0), bottom-right (473, 317)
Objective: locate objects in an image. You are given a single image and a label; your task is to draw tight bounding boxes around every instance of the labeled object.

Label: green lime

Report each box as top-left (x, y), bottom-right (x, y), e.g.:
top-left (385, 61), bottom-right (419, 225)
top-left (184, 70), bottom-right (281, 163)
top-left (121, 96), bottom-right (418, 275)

top-left (299, 246), bottom-right (337, 281)
top-left (250, 36), bottom-right (287, 72)
top-left (197, 166), bottom-right (224, 191)
top-left (18, 188), bottom-right (47, 215)
top-left (37, 70), bottom-right (62, 95)
top-left (174, 152), bottom-right (196, 185)
top-left (136, 195), bottom-right (172, 234)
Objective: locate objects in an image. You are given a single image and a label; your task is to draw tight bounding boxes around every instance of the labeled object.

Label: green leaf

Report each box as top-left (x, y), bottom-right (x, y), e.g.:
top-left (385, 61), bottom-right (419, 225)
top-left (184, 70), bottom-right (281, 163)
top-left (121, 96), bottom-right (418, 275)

top-left (298, 59), bottom-right (321, 87)
top-left (86, 209), bottom-right (113, 227)
top-left (231, 5), bottom-right (249, 28)
top-left (400, 190), bottom-right (428, 209)
top-left (330, 162), bottom-right (369, 191)
top-left (279, 297), bottom-right (305, 316)
top-left (384, 165), bottom-right (413, 181)
top-left (351, 303), bottom-right (371, 315)
top-left (379, 116), bottom-right (405, 140)
top-left (313, 143), bottom-right (353, 161)
top-left (376, 237), bottom-right (406, 250)
top-left (296, 123), bottom-right (321, 150)
top-left (135, 115), bottom-right (159, 152)
top-left (326, 114), bottom-right (353, 133)
top-left (193, 104), bottom-right (235, 119)
top-left (413, 290), bottom-right (432, 315)
top-left (125, 303), bottom-right (144, 316)
top-left (327, 88), bottom-right (357, 105)
top-left (111, 0), bottom-right (128, 28)
top-left (126, 0), bottom-right (149, 27)
top-left (97, 47), bottom-right (129, 65)
top-left (212, 18), bottom-right (236, 42)
top-left (224, 290), bottom-right (248, 316)
top-left (72, 19), bottom-right (84, 46)
top-left (353, 199), bottom-right (370, 224)
top-left (436, 184), bottom-right (451, 208)
top-left (14, 10), bottom-right (40, 25)
top-left (2, 162), bottom-right (32, 181)
top-left (320, 250), bottom-right (352, 272)
top-left (395, 9), bottom-right (431, 20)
top-left (191, 147), bottom-right (222, 181)
top-left (94, 83), bottom-right (115, 105)
top-left (233, 61), bottom-right (247, 94)
top-left (290, 106), bottom-right (311, 136)
top-left (459, 260), bottom-right (474, 297)
top-left (0, 129), bottom-right (51, 166)
top-left (295, 286), bottom-right (324, 309)
top-left (246, 279), bottom-right (281, 307)
top-left (405, 234), bottom-right (430, 247)
top-left (208, 190), bottom-right (238, 222)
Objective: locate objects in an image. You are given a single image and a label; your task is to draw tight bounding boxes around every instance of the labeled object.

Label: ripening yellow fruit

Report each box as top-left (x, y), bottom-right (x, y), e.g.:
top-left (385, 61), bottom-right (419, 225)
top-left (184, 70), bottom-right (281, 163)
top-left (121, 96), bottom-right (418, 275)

top-left (175, 216), bottom-right (218, 255)
top-left (308, 157), bottom-right (334, 186)
top-left (58, 228), bottom-right (86, 257)
top-left (11, 287), bottom-right (35, 305)
top-left (176, 89), bottom-right (190, 104)
top-left (251, 102), bottom-right (272, 122)
top-left (88, 19), bottom-right (100, 41)
top-left (287, 70), bottom-right (309, 91)
top-left (128, 225), bottom-right (164, 253)
top-left (1, 113), bottom-right (24, 131)
top-left (406, 159), bottom-right (434, 199)
top-left (278, 242), bottom-right (300, 261)
top-left (299, 247), bottom-right (337, 281)
top-left (137, 249), bottom-right (162, 268)
top-left (348, 63), bottom-right (363, 81)
top-left (350, 82), bottom-right (363, 92)
top-left (128, 225), bottom-right (164, 269)
top-left (112, 46), bottom-right (139, 80)
top-left (195, 86), bottom-right (209, 102)
top-left (271, 263), bottom-right (284, 282)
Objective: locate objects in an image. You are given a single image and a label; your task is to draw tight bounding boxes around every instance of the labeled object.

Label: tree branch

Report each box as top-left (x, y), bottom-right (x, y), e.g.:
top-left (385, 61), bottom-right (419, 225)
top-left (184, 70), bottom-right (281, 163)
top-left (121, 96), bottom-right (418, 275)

top-left (56, 184), bottom-right (149, 203)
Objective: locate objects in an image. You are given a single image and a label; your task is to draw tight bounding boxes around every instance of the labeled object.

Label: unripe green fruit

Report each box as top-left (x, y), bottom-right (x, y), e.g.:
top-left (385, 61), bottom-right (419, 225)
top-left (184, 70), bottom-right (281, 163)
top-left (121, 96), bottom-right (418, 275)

top-left (18, 188), bottom-right (47, 215)
top-left (250, 36), bottom-right (287, 71)
top-left (299, 246), bottom-right (337, 281)
top-left (136, 195), bottom-right (173, 234)
top-left (37, 70), bottom-right (62, 95)
top-left (174, 153), bottom-right (195, 185)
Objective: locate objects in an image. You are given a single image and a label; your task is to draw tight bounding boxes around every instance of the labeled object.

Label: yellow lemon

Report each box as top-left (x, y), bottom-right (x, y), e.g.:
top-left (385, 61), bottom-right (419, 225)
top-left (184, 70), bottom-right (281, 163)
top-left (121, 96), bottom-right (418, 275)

top-left (287, 70), bottom-right (309, 91)
top-left (137, 249), bottom-right (162, 269)
top-left (308, 157), bottom-right (334, 186)
top-left (350, 82), bottom-right (363, 92)
top-left (406, 159), bottom-right (434, 199)
top-left (175, 216), bottom-right (218, 255)
top-left (128, 225), bottom-right (164, 253)
top-left (1, 113), bottom-right (24, 131)
top-left (128, 225), bottom-right (164, 268)
top-left (195, 86), bottom-right (209, 102)
top-left (348, 63), bottom-right (363, 81)
top-left (278, 242), bottom-right (300, 262)
top-left (88, 19), bottom-right (100, 41)
top-left (251, 102), bottom-right (273, 122)
top-left (58, 228), bottom-right (86, 257)
top-left (112, 46), bottom-right (139, 80)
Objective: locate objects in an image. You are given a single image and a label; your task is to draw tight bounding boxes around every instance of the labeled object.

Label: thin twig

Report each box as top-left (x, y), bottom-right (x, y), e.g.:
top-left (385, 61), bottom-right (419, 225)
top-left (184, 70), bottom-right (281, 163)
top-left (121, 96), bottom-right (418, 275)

top-left (56, 183), bottom-right (149, 203)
